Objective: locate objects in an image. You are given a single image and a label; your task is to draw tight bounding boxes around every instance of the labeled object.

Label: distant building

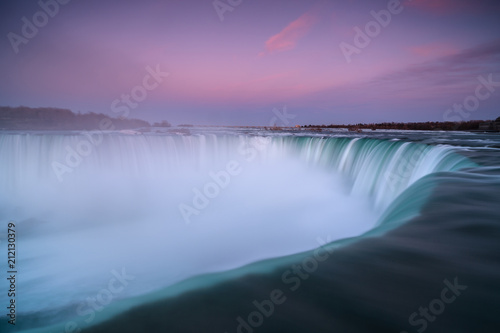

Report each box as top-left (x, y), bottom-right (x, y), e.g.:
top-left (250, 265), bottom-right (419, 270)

top-left (478, 117), bottom-right (500, 132)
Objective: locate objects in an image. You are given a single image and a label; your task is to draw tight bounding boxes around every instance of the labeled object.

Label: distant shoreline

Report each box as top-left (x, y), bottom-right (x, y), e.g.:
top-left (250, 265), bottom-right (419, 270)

top-left (194, 119), bottom-right (500, 132)
top-left (1, 106), bottom-right (499, 132)
top-left (0, 106), bottom-right (169, 131)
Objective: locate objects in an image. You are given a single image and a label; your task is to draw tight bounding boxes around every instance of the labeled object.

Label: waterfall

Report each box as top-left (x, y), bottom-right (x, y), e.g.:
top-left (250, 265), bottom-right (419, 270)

top-left (0, 132), bottom-right (475, 332)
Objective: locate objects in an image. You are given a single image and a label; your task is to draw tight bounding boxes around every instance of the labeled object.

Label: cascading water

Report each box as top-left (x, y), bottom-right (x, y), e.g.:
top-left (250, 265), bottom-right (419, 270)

top-left (0, 131), bottom-right (477, 332)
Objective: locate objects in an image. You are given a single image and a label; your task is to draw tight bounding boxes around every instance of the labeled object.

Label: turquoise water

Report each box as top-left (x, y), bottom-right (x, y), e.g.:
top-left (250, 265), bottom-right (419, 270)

top-left (0, 129), bottom-right (498, 333)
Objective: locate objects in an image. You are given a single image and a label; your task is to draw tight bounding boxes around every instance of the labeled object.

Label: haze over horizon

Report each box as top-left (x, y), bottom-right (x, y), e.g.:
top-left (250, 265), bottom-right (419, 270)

top-left (1, 0), bottom-right (500, 126)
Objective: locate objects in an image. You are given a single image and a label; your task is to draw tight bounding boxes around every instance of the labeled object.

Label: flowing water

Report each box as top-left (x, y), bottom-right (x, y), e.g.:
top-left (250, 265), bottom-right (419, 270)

top-left (0, 128), bottom-right (499, 333)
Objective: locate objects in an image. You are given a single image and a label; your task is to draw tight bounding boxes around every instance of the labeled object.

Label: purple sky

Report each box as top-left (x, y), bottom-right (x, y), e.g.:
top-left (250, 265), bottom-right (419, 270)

top-left (1, 0), bottom-right (500, 125)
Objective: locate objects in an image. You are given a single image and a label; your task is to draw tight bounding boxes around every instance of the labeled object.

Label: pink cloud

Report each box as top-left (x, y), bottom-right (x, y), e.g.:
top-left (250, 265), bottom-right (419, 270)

top-left (260, 11), bottom-right (318, 56)
top-left (408, 42), bottom-right (459, 58)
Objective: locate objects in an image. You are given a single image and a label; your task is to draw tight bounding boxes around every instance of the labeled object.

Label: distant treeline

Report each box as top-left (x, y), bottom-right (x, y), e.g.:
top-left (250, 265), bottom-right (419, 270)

top-left (0, 106), bottom-right (171, 130)
top-left (302, 120), bottom-right (492, 131)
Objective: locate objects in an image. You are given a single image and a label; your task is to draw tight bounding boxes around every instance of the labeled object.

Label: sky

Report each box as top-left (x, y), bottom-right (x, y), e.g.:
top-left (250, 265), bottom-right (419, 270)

top-left (0, 0), bottom-right (500, 126)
